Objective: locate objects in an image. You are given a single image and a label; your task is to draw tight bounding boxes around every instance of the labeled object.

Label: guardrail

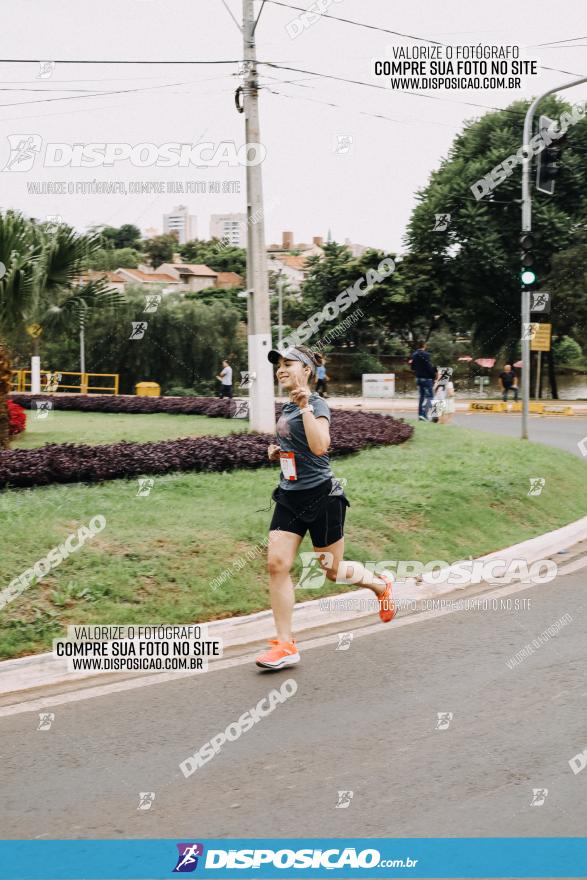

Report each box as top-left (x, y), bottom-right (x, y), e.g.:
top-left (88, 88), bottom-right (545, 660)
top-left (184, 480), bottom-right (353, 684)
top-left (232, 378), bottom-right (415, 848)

top-left (10, 370), bottom-right (119, 395)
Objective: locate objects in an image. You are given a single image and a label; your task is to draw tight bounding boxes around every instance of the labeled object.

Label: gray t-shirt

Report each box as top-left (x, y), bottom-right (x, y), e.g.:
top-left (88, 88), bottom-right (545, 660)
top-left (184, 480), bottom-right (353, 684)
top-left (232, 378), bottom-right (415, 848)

top-left (220, 366), bottom-right (232, 385)
top-left (275, 392), bottom-right (333, 491)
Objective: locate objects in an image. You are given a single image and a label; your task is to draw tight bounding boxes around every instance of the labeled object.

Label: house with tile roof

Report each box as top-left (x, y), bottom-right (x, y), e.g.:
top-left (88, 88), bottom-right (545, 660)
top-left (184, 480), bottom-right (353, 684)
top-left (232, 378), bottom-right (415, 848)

top-left (156, 262), bottom-right (219, 292)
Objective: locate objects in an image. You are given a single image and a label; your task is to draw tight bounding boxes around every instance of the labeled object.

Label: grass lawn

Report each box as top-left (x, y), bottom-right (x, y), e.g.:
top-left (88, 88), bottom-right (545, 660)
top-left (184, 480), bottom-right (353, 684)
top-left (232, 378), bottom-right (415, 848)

top-left (1, 417), bottom-right (587, 658)
top-left (12, 410), bottom-right (248, 448)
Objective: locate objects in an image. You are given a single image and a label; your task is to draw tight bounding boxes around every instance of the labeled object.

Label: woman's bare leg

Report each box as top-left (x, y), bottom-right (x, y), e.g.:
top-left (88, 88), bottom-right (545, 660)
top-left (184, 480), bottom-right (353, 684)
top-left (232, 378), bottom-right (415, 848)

top-left (267, 530), bottom-right (303, 642)
top-left (313, 537), bottom-right (388, 594)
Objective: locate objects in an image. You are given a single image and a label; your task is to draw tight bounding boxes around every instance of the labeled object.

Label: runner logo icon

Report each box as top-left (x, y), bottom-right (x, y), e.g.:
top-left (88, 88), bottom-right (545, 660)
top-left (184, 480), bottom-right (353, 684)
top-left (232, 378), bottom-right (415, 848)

top-left (173, 843), bottom-right (204, 872)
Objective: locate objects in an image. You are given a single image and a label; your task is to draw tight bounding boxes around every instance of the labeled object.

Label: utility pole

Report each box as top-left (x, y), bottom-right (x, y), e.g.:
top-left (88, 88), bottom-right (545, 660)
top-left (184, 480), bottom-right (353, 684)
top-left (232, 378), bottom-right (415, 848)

top-left (520, 75), bottom-right (587, 439)
top-left (242, 0), bottom-right (275, 432)
top-left (277, 268), bottom-right (284, 348)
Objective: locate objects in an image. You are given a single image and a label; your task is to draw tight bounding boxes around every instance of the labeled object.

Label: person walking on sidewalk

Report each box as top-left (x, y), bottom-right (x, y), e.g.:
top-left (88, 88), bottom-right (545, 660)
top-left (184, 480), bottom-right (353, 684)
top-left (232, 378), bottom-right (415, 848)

top-left (409, 341), bottom-right (438, 421)
top-left (216, 359), bottom-right (233, 399)
top-left (256, 344), bottom-right (396, 670)
top-left (314, 354), bottom-right (329, 398)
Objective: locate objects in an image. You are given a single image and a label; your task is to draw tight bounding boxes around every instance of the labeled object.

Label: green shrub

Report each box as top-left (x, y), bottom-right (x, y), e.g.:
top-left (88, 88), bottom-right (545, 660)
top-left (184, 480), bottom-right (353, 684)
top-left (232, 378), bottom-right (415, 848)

top-left (553, 336), bottom-right (583, 364)
top-left (349, 353), bottom-right (386, 378)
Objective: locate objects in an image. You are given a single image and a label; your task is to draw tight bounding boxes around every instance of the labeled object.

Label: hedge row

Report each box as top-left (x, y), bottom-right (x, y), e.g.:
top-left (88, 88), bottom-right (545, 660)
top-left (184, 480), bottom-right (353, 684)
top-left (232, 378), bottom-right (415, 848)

top-left (1, 403), bottom-right (412, 489)
top-left (10, 393), bottom-right (233, 418)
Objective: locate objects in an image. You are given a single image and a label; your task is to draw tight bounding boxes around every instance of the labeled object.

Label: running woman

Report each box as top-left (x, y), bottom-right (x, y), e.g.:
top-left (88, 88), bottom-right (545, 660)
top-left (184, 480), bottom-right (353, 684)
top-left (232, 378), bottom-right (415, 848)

top-left (255, 345), bottom-right (396, 670)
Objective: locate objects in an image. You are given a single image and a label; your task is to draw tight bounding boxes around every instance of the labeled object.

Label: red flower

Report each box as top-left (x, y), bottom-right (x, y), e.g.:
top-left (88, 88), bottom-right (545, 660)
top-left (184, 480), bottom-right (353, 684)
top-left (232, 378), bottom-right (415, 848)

top-left (7, 399), bottom-right (26, 437)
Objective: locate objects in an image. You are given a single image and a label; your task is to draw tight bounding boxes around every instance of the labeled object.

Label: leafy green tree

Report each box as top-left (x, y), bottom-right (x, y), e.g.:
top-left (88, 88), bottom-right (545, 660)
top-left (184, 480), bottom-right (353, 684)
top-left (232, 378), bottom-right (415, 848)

top-left (180, 238), bottom-right (246, 277)
top-left (404, 95), bottom-right (587, 364)
top-left (544, 229), bottom-right (587, 351)
top-left (189, 286), bottom-right (247, 322)
top-left (553, 335), bottom-right (583, 364)
top-left (298, 242), bottom-right (406, 352)
top-left (39, 289), bottom-right (246, 393)
top-left (96, 224), bottom-right (142, 250)
top-left (144, 234), bottom-right (178, 268)
top-left (87, 247), bottom-right (141, 270)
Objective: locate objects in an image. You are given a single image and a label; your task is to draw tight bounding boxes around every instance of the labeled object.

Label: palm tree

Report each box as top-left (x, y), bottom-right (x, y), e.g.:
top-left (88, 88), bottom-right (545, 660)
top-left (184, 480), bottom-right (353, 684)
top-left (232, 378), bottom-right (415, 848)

top-left (0, 210), bottom-right (123, 389)
top-left (0, 211), bottom-right (124, 438)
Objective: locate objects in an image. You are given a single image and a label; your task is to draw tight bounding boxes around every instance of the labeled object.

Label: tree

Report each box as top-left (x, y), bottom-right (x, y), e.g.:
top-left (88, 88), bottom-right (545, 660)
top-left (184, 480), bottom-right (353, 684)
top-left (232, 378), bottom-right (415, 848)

top-left (553, 336), bottom-right (583, 364)
top-left (180, 238), bottom-right (246, 277)
top-left (298, 242), bottom-right (406, 352)
top-left (544, 229), bottom-right (587, 349)
top-left (144, 234), bottom-right (178, 268)
top-left (40, 289), bottom-right (246, 393)
top-left (404, 95), bottom-right (587, 365)
top-left (0, 211), bottom-right (122, 380)
top-left (87, 247), bottom-right (141, 270)
top-left (96, 223), bottom-right (142, 250)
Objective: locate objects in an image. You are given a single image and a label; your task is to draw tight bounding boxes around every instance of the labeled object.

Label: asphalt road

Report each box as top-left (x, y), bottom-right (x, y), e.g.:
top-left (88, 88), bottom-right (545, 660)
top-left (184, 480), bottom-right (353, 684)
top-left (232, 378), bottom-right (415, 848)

top-left (452, 413), bottom-right (587, 457)
top-left (1, 571), bottom-right (586, 840)
top-left (388, 409), bottom-right (587, 458)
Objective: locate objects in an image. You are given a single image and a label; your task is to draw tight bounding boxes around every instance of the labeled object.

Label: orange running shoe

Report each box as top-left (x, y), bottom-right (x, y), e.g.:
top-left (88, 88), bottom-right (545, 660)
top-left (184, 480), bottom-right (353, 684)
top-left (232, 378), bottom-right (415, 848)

top-left (377, 572), bottom-right (397, 623)
top-left (256, 639), bottom-right (300, 669)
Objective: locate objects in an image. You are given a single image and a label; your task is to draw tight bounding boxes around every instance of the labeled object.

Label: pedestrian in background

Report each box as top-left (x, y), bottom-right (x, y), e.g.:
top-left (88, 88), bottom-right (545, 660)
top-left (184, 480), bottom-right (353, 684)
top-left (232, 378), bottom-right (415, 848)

top-left (499, 364), bottom-right (519, 402)
top-left (216, 359), bottom-right (233, 399)
top-left (315, 354), bottom-right (329, 398)
top-left (409, 341), bottom-right (438, 421)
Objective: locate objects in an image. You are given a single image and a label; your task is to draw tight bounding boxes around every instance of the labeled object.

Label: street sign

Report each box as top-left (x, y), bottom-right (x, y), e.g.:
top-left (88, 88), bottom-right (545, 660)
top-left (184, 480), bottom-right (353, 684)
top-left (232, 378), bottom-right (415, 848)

top-left (474, 376), bottom-right (490, 385)
top-left (362, 373), bottom-right (395, 398)
top-left (530, 323), bottom-right (551, 351)
top-left (531, 291), bottom-right (551, 313)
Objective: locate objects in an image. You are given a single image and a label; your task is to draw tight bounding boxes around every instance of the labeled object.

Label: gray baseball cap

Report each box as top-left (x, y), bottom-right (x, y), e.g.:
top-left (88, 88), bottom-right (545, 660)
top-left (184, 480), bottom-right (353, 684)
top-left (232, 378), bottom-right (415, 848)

top-left (267, 347), bottom-right (316, 376)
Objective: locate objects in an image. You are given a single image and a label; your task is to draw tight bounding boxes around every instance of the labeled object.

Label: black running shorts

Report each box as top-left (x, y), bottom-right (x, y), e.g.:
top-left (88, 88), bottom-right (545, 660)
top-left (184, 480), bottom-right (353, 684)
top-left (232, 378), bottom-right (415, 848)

top-left (269, 478), bottom-right (349, 547)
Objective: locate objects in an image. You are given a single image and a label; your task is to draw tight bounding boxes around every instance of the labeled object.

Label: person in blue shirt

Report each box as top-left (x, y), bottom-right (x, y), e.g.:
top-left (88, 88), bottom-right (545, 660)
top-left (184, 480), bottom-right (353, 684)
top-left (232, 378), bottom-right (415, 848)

top-left (314, 354), bottom-right (329, 397)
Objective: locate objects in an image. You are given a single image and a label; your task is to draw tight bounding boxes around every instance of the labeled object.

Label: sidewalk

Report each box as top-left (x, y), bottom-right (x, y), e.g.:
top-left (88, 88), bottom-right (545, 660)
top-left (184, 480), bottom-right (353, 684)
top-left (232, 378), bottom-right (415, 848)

top-left (278, 395), bottom-right (587, 415)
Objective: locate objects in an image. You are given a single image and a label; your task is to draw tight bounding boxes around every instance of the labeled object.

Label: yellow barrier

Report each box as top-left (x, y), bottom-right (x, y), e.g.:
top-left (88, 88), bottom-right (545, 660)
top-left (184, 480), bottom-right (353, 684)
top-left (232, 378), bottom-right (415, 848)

top-left (136, 381), bottom-right (160, 397)
top-left (468, 401), bottom-right (506, 412)
top-left (11, 370), bottom-right (119, 395)
top-left (507, 401), bottom-right (574, 416)
top-left (541, 404), bottom-right (574, 416)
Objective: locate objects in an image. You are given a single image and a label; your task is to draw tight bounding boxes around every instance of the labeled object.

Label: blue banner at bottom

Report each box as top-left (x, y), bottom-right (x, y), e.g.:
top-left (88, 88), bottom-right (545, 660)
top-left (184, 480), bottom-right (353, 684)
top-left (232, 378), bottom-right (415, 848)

top-left (0, 838), bottom-right (586, 879)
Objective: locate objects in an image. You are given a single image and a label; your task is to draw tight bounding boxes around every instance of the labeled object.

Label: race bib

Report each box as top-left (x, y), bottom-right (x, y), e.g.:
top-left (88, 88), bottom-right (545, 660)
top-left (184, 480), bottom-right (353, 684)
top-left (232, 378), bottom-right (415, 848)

top-left (280, 451), bottom-right (297, 481)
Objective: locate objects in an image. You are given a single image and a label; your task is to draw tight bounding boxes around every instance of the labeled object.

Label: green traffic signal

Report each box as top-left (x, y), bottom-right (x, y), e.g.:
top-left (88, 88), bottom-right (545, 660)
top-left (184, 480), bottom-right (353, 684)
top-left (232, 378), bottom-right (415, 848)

top-left (521, 269), bottom-right (537, 285)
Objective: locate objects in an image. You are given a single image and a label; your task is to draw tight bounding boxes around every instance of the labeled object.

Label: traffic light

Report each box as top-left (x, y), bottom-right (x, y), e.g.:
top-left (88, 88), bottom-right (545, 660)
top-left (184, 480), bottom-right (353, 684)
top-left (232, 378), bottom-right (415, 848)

top-left (520, 232), bottom-right (536, 286)
top-left (536, 115), bottom-right (565, 195)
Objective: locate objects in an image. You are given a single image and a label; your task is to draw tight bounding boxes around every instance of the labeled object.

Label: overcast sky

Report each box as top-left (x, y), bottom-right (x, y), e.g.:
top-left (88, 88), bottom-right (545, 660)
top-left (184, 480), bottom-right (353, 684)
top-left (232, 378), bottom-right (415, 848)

top-left (1, 0), bottom-right (587, 254)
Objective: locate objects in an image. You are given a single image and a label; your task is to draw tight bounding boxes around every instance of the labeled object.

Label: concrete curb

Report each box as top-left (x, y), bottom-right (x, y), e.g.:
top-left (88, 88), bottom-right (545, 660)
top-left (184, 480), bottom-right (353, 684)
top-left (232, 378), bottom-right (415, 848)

top-left (2, 514), bottom-right (587, 702)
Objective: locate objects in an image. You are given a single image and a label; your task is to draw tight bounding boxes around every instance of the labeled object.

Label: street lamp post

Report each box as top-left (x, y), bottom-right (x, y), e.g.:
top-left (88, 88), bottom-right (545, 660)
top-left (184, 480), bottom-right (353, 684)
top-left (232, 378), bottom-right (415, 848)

top-left (520, 76), bottom-right (587, 439)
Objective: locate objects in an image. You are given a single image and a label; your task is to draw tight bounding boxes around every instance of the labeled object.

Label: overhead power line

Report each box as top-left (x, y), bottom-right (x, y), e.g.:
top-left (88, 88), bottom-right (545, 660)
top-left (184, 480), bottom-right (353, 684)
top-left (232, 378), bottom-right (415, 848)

top-left (0, 76), bottom-right (234, 109)
top-left (265, 3), bottom-right (585, 83)
top-left (0, 58), bottom-right (242, 64)
top-left (264, 0), bottom-right (444, 45)
top-left (259, 62), bottom-right (528, 117)
top-left (530, 35), bottom-right (587, 48)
